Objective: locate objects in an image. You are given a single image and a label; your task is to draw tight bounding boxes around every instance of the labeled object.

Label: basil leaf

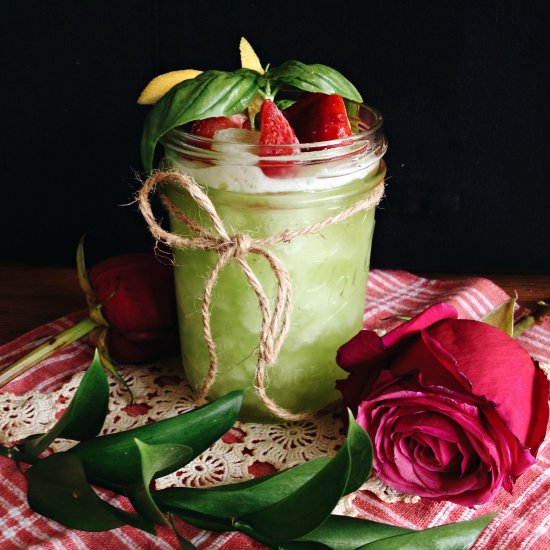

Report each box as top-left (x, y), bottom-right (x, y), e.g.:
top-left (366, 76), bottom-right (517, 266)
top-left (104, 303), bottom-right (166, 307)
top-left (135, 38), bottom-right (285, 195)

top-left (276, 98), bottom-right (297, 111)
top-left (25, 452), bottom-right (155, 533)
top-left (154, 456), bottom-right (331, 518)
top-left (343, 99), bottom-right (361, 133)
top-left (266, 61), bottom-right (362, 103)
top-left (126, 439), bottom-right (193, 526)
top-left (69, 390), bottom-right (243, 487)
top-left (141, 69), bottom-right (260, 172)
top-left (289, 515), bottom-right (413, 549)
top-left (357, 513), bottom-right (496, 549)
top-left (21, 350), bottom-right (109, 458)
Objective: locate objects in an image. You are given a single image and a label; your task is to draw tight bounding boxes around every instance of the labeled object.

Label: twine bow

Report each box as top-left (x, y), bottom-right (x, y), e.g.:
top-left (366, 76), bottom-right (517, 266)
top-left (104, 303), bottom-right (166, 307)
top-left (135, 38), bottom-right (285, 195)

top-left (138, 170), bottom-right (384, 421)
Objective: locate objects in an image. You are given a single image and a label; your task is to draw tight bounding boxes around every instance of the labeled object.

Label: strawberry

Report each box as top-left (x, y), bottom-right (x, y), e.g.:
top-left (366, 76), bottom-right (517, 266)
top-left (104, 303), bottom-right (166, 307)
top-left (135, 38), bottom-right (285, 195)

top-left (259, 99), bottom-right (299, 177)
top-left (191, 114), bottom-right (251, 138)
top-left (283, 93), bottom-right (352, 143)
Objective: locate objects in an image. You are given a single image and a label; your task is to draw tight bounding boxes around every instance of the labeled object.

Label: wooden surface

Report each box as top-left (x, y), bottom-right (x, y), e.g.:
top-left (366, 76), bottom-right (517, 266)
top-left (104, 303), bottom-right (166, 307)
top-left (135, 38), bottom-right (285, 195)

top-left (0, 263), bottom-right (548, 345)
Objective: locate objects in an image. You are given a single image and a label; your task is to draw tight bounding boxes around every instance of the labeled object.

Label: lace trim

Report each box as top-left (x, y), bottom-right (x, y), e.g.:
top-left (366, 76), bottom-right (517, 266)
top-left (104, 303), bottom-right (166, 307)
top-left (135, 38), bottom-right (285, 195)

top-left (0, 356), bottom-right (418, 504)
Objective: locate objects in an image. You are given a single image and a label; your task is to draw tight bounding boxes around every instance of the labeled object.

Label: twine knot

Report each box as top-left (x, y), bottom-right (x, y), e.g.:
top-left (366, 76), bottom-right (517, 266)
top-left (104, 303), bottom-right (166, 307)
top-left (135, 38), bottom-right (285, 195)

top-left (220, 233), bottom-right (253, 259)
top-left (138, 169), bottom-right (384, 421)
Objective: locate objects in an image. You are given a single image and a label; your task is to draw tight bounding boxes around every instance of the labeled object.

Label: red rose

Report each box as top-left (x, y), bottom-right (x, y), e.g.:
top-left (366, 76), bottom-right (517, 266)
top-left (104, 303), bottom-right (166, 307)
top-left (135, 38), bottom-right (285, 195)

top-left (336, 303), bottom-right (549, 506)
top-left (87, 252), bottom-right (178, 363)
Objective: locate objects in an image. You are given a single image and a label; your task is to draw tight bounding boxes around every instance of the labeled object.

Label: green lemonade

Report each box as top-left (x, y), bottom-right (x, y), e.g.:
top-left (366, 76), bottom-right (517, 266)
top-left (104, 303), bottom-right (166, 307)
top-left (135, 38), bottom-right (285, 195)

top-left (162, 124), bottom-right (386, 421)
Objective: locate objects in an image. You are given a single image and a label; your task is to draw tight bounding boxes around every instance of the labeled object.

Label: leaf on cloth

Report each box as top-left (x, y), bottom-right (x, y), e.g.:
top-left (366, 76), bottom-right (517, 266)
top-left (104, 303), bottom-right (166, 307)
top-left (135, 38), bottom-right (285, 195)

top-left (281, 515), bottom-right (413, 549)
top-left (233, 414), bottom-right (368, 543)
top-left (20, 350), bottom-right (109, 458)
top-left (126, 439), bottom-right (193, 526)
top-left (154, 456), bottom-right (332, 518)
top-left (68, 390), bottom-right (243, 487)
top-left (356, 513), bottom-right (496, 549)
top-left (25, 452), bottom-right (155, 533)
top-left (155, 410), bottom-right (371, 524)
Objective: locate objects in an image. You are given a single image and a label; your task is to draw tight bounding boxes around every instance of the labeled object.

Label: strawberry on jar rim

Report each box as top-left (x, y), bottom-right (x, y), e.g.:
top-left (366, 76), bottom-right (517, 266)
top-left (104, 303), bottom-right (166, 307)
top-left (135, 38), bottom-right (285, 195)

top-left (258, 99), bottom-right (300, 178)
top-left (192, 114), bottom-right (251, 138)
top-left (283, 93), bottom-right (352, 143)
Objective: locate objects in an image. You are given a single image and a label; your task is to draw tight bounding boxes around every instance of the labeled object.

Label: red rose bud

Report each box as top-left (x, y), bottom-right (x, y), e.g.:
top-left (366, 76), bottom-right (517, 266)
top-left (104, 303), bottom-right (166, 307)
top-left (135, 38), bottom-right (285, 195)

top-left (336, 303), bottom-right (549, 506)
top-left (87, 252), bottom-right (178, 363)
top-left (0, 251), bottom-right (179, 388)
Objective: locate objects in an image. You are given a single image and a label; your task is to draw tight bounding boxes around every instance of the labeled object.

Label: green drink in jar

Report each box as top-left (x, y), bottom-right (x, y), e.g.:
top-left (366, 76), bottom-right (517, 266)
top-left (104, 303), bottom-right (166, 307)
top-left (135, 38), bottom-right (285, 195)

top-left (139, 47), bottom-right (387, 421)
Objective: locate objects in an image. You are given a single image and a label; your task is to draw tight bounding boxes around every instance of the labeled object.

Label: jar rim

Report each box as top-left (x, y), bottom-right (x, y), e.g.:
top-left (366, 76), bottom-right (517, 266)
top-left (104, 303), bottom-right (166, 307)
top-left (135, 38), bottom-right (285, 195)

top-left (160, 103), bottom-right (385, 162)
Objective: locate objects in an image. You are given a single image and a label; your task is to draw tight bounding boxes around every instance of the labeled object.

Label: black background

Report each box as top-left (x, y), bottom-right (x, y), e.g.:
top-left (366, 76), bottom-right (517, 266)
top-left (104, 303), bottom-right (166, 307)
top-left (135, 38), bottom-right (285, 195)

top-left (2, 0), bottom-right (549, 272)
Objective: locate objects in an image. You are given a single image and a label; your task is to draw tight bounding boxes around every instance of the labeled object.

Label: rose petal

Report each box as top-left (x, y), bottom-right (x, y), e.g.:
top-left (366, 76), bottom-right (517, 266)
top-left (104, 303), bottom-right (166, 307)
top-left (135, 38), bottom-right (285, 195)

top-left (336, 330), bottom-right (385, 371)
top-left (357, 382), bottom-right (525, 505)
top-left (336, 330), bottom-right (386, 412)
top-left (389, 333), bottom-right (471, 393)
top-left (381, 303), bottom-right (458, 349)
top-left (427, 319), bottom-right (549, 453)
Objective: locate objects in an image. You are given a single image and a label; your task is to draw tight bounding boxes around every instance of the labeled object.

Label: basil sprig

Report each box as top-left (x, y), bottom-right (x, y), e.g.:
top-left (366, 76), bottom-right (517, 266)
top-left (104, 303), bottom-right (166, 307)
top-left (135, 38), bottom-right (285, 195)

top-left (264, 61), bottom-right (362, 103)
top-left (141, 69), bottom-right (260, 173)
top-left (1, 350), bottom-right (494, 548)
top-left (141, 61), bottom-right (363, 173)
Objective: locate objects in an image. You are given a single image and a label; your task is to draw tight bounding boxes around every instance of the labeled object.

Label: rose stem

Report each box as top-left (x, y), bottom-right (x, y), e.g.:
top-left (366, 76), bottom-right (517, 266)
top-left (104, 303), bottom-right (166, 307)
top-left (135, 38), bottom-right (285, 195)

top-left (513, 300), bottom-right (550, 338)
top-left (0, 316), bottom-right (98, 388)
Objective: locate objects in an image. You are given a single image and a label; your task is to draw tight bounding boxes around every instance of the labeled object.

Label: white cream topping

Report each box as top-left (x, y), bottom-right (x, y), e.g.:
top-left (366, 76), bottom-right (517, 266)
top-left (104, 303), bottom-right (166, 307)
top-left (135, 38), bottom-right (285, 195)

top-left (166, 128), bottom-right (381, 194)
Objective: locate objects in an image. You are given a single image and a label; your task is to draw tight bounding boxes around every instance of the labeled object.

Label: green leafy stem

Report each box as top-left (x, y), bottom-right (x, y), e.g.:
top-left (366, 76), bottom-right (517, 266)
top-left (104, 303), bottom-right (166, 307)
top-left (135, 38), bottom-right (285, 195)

top-left (141, 60), bottom-right (364, 173)
top-left (1, 351), bottom-right (494, 549)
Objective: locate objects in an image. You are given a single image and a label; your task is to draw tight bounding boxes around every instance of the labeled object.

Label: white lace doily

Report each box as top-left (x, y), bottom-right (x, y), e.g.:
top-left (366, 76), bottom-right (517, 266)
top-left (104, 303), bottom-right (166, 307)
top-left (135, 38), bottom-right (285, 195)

top-left (0, 356), bottom-right (419, 508)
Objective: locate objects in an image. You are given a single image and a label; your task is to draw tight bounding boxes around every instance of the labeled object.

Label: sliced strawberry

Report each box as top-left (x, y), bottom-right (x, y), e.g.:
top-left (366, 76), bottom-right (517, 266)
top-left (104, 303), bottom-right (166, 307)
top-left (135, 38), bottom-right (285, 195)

top-left (259, 99), bottom-right (299, 177)
top-left (281, 93), bottom-right (320, 127)
top-left (192, 114), bottom-right (251, 138)
top-left (283, 93), bottom-right (352, 143)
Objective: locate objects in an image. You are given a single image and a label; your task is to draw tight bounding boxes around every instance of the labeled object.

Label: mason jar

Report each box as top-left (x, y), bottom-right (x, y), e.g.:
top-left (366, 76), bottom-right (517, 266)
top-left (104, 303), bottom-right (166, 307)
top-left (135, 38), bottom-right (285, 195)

top-left (160, 104), bottom-right (387, 422)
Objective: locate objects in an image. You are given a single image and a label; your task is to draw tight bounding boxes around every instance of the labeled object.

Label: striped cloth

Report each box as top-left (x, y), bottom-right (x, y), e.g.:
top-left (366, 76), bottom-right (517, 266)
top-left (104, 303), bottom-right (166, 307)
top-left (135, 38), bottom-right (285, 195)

top-left (0, 270), bottom-right (548, 549)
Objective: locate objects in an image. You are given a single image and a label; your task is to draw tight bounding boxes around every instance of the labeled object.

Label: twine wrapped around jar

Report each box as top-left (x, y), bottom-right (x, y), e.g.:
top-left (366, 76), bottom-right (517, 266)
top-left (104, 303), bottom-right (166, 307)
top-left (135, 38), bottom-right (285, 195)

top-left (138, 170), bottom-right (385, 421)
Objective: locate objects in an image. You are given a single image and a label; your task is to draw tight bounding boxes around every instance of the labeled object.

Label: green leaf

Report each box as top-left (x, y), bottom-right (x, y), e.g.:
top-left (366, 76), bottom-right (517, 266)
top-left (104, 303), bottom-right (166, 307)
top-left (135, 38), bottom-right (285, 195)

top-left (279, 543), bottom-right (331, 550)
top-left (234, 431), bottom-right (353, 542)
top-left (482, 297), bottom-right (516, 336)
top-left (171, 509), bottom-right (233, 532)
top-left (168, 513), bottom-right (199, 549)
top-left (343, 99), bottom-right (361, 133)
top-left (288, 515), bottom-right (413, 549)
top-left (154, 456), bottom-right (331, 518)
top-left (69, 390), bottom-right (243, 487)
top-left (343, 411), bottom-right (373, 494)
top-left (156, 413), bottom-right (369, 522)
top-left (25, 452), bottom-right (155, 533)
top-left (0, 445), bottom-right (20, 460)
top-left (126, 439), bottom-right (193, 526)
top-left (76, 236), bottom-right (98, 307)
top-left (21, 350), bottom-right (109, 458)
top-left (141, 69), bottom-right (260, 172)
top-left (265, 61), bottom-right (362, 103)
top-left (357, 513), bottom-right (496, 549)
top-left (276, 98), bottom-right (297, 111)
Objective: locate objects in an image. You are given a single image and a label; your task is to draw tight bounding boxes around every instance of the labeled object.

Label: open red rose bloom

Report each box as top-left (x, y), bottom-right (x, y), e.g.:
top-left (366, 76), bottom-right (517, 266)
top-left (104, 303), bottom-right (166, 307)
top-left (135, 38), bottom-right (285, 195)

top-left (336, 303), bottom-right (550, 506)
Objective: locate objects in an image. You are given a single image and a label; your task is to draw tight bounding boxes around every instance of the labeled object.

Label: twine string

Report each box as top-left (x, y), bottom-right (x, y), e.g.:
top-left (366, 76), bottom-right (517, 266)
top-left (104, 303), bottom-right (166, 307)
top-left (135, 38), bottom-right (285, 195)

top-left (138, 170), bottom-right (384, 421)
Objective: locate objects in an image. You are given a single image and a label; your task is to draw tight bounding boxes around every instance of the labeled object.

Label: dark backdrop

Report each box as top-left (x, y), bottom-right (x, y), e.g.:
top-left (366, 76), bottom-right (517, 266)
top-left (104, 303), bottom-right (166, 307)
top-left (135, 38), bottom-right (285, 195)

top-left (2, 0), bottom-right (549, 272)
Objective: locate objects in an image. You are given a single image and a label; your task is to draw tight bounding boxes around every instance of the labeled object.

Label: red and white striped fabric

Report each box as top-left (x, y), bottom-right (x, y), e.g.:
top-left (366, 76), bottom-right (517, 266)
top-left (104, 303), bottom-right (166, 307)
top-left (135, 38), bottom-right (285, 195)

top-left (1, 270), bottom-right (549, 549)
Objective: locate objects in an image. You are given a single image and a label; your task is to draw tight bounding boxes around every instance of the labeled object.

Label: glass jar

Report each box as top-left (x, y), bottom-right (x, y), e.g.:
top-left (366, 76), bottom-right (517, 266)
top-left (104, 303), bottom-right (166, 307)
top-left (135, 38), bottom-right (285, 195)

top-left (160, 104), bottom-right (387, 422)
